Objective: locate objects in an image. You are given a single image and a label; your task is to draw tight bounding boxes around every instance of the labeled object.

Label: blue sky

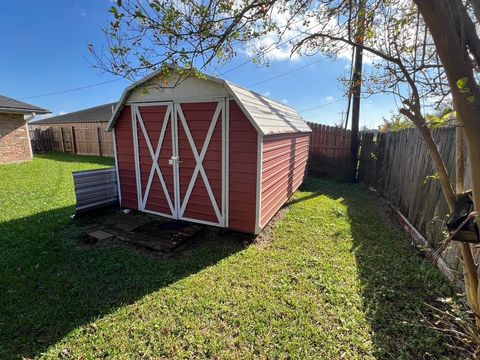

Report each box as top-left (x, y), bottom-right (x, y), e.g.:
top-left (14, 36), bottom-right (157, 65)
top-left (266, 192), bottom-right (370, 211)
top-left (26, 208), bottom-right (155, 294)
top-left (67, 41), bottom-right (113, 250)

top-left (0, 0), bottom-right (396, 128)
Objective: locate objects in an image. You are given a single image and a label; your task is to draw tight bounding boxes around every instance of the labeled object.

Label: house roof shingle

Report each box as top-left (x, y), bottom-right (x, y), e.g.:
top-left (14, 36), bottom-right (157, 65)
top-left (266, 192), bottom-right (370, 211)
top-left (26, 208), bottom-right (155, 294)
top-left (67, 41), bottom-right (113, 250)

top-left (32, 102), bottom-right (117, 125)
top-left (0, 95), bottom-right (50, 114)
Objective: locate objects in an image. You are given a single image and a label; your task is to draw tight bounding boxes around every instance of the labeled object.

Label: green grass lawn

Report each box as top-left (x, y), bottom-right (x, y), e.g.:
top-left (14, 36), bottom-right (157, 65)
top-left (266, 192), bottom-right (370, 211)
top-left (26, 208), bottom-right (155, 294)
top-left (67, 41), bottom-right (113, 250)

top-left (0, 153), bottom-right (458, 359)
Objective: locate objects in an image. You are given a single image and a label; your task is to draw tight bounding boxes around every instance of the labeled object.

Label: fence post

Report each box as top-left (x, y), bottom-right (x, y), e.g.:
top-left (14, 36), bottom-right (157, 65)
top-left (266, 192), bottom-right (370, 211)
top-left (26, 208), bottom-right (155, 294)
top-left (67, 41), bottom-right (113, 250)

top-left (37, 128), bottom-right (43, 151)
top-left (59, 127), bottom-right (65, 152)
top-left (71, 126), bottom-right (76, 154)
top-left (46, 128), bottom-right (52, 151)
top-left (96, 126), bottom-right (101, 156)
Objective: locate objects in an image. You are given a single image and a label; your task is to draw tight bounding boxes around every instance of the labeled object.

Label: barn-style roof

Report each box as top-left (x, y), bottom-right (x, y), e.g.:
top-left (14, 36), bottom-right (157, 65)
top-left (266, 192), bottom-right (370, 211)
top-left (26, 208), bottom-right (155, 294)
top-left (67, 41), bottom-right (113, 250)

top-left (107, 70), bottom-right (311, 135)
top-left (0, 95), bottom-right (50, 115)
top-left (32, 102), bottom-right (117, 125)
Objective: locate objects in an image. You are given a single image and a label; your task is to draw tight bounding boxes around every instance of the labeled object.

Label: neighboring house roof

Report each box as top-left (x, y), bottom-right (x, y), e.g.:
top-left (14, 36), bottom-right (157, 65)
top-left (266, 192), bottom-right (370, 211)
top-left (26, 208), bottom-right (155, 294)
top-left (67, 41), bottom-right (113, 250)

top-left (0, 95), bottom-right (50, 115)
top-left (32, 102), bottom-right (117, 125)
top-left (107, 70), bottom-right (311, 135)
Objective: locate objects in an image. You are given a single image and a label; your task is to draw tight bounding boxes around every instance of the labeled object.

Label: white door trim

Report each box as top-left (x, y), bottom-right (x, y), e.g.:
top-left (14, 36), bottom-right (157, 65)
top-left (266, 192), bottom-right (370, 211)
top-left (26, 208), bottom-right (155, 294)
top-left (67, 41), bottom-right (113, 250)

top-left (176, 101), bottom-right (223, 224)
top-left (172, 100), bottom-right (181, 218)
top-left (112, 128), bottom-right (122, 205)
top-left (132, 106), bottom-right (142, 209)
top-left (132, 99), bottom-right (228, 228)
top-left (132, 103), bottom-right (176, 218)
top-left (136, 105), bottom-right (175, 214)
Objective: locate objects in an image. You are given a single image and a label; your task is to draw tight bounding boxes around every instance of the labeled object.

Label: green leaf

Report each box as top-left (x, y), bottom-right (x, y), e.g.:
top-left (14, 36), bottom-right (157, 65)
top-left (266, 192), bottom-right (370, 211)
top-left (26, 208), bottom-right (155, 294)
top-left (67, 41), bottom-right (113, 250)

top-left (426, 114), bottom-right (449, 129)
top-left (457, 77), bottom-right (469, 90)
top-left (424, 173), bottom-right (440, 185)
top-left (441, 107), bottom-right (454, 119)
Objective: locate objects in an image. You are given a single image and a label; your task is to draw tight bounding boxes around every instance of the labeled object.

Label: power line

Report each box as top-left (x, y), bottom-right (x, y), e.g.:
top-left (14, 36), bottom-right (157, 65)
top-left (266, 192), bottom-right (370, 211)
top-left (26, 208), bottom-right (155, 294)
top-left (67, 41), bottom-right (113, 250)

top-left (20, 19), bottom-right (317, 100)
top-left (240, 57), bottom-right (344, 116)
top-left (20, 79), bottom-right (122, 100)
top-left (221, 21), bottom-right (321, 76)
top-left (247, 58), bottom-right (323, 88)
top-left (298, 98), bottom-right (344, 113)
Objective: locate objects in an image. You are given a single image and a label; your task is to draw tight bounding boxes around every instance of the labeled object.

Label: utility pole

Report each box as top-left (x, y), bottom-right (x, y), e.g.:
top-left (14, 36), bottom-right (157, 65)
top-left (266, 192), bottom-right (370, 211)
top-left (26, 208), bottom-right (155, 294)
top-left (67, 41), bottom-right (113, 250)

top-left (338, 110), bottom-right (345, 127)
top-left (349, 0), bottom-right (365, 182)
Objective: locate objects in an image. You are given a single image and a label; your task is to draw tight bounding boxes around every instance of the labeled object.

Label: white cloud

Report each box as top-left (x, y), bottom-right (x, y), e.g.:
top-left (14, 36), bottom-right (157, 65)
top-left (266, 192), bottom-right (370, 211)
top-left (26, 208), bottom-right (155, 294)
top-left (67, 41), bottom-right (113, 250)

top-left (29, 114), bottom-right (52, 122)
top-left (244, 8), bottom-right (307, 62)
top-left (29, 110), bottom-right (68, 123)
top-left (263, 91), bottom-right (271, 97)
top-left (282, 99), bottom-right (288, 103)
top-left (72, 5), bottom-right (87, 17)
top-left (242, 4), bottom-right (383, 65)
top-left (325, 96), bottom-right (334, 101)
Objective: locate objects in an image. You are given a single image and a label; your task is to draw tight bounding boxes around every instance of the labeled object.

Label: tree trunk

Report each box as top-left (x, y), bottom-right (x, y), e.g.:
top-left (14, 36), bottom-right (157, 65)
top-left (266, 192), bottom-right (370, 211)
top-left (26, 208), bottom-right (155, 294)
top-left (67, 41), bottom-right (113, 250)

top-left (415, 0), bottom-right (480, 325)
top-left (456, 125), bottom-right (465, 194)
top-left (415, 0), bottom-right (480, 213)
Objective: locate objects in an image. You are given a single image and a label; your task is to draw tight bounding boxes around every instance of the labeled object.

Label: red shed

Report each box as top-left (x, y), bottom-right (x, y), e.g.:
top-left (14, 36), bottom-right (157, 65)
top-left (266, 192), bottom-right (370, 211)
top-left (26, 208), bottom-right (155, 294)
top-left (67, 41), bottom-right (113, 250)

top-left (107, 70), bottom-right (311, 234)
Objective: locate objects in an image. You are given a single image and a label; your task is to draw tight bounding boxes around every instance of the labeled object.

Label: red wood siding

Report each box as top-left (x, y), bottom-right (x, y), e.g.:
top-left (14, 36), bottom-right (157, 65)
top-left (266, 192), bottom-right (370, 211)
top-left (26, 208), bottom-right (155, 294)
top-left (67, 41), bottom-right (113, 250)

top-left (260, 133), bottom-right (309, 228)
top-left (114, 106), bottom-right (138, 210)
top-left (228, 100), bottom-right (258, 233)
top-left (177, 102), bottom-right (223, 223)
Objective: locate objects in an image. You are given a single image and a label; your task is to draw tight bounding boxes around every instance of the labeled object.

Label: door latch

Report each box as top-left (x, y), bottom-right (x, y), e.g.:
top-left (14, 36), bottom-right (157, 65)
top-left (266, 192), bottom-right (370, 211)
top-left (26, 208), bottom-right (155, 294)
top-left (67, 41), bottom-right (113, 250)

top-left (169, 156), bottom-right (182, 165)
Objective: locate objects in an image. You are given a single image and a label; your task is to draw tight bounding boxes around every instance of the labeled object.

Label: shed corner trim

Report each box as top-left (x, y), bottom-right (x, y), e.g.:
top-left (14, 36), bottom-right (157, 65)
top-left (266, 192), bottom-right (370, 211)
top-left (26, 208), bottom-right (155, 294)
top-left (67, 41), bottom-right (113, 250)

top-left (223, 81), bottom-right (265, 136)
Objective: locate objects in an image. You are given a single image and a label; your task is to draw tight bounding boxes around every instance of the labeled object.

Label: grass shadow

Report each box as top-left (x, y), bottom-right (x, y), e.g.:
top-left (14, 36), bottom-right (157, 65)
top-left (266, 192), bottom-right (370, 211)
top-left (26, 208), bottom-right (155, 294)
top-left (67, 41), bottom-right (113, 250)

top-left (34, 152), bottom-right (115, 166)
top-left (299, 178), bottom-right (456, 358)
top-left (0, 205), bottom-right (247, 359)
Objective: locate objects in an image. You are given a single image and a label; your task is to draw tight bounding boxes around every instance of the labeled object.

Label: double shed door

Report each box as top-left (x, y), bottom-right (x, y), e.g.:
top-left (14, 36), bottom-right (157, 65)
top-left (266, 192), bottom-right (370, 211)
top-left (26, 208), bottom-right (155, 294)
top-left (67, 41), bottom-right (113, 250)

top-left (132, 100), bottom-right (226, 227)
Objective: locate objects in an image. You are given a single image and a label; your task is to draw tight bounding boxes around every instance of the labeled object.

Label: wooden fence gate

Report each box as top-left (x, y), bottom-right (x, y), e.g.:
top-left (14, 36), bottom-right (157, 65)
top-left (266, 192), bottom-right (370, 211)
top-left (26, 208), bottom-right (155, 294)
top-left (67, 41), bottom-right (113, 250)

top-left (29, 128), bottom-right (53, 153)
top-left (307, 122), bottom-right (351, 179)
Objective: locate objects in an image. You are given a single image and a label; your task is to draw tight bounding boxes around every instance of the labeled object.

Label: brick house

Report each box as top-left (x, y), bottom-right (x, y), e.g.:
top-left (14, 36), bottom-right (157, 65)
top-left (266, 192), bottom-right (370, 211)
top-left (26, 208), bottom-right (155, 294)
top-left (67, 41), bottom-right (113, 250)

top-left (0, 95), bottom-right (50, 164)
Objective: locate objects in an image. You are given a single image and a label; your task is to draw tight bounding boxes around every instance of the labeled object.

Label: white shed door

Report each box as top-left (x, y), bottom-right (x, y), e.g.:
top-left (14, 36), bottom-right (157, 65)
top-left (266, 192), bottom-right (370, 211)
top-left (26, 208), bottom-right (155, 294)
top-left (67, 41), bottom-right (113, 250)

top-left (132, 99), bottom-right (227, 227)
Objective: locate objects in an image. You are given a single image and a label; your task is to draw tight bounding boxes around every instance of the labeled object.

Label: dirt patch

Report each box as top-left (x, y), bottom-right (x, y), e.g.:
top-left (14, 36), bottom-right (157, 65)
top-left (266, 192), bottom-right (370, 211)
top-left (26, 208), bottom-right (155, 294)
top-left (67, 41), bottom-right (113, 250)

top-left (254, 203), bottom-right (290, 249)
top-left (112, 221), bottom-right (204, 253)
top-left (74, 199), bottom-right (294, 257)
top-left (74, 209), bottom-right (252, 258)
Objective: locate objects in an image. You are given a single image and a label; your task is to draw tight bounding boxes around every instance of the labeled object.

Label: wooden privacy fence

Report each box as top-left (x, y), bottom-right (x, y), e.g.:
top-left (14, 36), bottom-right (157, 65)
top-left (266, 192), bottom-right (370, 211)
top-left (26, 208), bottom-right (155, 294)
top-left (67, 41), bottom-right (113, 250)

top-left (358, 127), bottom-right (470, 273)
top-left (29, 128), bottom-right (53, 153)
top-left (307, 122), bottom-right (351, 179)
top-left (30, 125), bottom-right (114, 157)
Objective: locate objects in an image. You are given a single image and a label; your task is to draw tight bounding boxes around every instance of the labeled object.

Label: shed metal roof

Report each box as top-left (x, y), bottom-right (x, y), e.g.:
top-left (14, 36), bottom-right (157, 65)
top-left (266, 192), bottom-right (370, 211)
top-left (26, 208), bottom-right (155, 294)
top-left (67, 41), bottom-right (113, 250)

top-left (0, 95), bottom-right (50, 115)
top-left (32, 102), bottom-right (116, 125)
top-left (225, 82), bottom-right (311, 134)
top-left (107, 70), bottom-right (311, 135)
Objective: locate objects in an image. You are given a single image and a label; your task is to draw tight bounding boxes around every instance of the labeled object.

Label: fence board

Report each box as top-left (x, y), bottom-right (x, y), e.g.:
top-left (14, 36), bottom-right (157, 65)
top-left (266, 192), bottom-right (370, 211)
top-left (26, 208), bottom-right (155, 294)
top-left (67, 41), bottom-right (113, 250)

top-left (358, 127), bottom-right (470, 272)
top-left (307, 122), bottom-right (351, 179)
top-left (29, 124), bottom-right (114, 157)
